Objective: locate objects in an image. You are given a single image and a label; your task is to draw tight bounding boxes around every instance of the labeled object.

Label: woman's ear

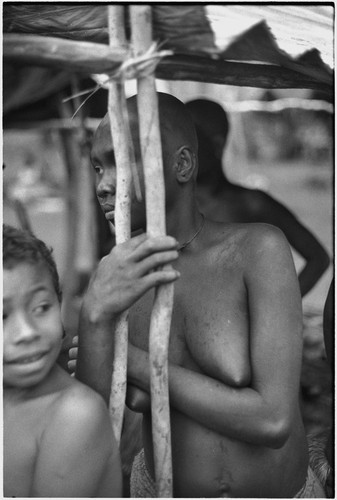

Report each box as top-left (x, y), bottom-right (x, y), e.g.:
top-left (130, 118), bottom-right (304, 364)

top-left (174, 146), bottom-right (197, 183)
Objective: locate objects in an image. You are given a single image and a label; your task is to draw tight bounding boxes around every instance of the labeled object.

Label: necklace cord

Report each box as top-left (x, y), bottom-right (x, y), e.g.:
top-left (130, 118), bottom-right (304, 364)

top-left (177, 213), bottom-right (205, 251)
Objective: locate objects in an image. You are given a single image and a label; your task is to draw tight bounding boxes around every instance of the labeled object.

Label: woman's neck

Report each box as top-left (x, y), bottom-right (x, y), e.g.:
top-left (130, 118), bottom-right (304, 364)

top-left (166, 196), bottom-right (202, 245)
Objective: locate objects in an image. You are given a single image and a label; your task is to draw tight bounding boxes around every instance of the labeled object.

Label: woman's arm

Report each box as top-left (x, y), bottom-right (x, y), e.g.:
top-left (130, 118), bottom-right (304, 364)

top-left (128, 225), bottom-right (304, 449)
top-left (76, 233), bottom-right (180, 403)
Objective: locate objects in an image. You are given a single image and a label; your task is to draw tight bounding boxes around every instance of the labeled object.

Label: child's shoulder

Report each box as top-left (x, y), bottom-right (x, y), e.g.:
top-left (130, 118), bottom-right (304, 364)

top-left (56, 369), bottom-right (106, 413)
top-left (45, 366), bottom-right (109, 431)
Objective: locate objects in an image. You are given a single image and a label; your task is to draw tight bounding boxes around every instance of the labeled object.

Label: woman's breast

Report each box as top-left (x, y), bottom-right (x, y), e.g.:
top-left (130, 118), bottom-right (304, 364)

top-left (174, 289), bottom-right (252, 387)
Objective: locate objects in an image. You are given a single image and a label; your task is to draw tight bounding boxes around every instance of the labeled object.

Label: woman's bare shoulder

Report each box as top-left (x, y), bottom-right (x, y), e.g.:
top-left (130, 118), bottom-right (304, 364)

top-left (208, 219), bottom-right (285, 249)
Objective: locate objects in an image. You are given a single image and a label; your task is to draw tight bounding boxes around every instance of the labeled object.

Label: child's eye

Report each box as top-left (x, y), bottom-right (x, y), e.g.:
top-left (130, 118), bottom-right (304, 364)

top-left (94, 165), bottom-right (103, 175)
top-left (33, 304), bottom-right (51, 315)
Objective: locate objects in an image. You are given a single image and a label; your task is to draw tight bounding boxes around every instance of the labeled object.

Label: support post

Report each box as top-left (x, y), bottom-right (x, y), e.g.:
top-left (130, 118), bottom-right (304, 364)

top-left (70, 75), bottom-right (98, 285)
top-left (130, 5), bottom-right (174, 497)
top-left (107, 5), bottom-right (132, 444)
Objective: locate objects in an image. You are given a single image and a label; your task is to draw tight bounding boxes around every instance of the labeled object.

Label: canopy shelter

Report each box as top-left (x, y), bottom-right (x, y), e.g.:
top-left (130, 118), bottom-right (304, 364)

top-left (3, 3), bottom-right (334, 118)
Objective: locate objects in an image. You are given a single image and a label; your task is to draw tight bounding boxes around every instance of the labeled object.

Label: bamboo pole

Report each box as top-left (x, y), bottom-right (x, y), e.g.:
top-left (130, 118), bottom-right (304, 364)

top-left (130, 6), bottom-right (174, 497)
top-left (107, 5), bottom-right (132, 445)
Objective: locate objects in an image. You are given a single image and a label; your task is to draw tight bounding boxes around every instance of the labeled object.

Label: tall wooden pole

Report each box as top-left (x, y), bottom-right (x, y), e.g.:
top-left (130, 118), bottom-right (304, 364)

top-left (71, 75), bottom-right (97, 284)
top-left (107, 5), bottom-right (132, 444)
top-left (130, 5), bottom-right (174, 497)
top-left (58, 111), bottom-right (81, 335)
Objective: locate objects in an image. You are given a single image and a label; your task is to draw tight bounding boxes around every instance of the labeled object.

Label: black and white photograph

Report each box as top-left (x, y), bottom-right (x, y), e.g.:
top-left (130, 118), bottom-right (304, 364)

top-left (2, 3), bottom-right (334, 497)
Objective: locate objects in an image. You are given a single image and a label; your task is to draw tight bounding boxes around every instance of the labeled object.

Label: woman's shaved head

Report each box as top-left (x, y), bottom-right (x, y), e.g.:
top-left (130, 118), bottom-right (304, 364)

top-left (91, 92), bottom-right (199, 230)
top-left (93, 92), bottom-right (198, 166)
top-left (127, 92), bottom-right (198, 156)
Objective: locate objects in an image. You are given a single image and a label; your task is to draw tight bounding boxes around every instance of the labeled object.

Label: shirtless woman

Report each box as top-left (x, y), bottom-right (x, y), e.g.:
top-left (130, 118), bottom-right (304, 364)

top-left (76, 92), bottom-right (326, 497)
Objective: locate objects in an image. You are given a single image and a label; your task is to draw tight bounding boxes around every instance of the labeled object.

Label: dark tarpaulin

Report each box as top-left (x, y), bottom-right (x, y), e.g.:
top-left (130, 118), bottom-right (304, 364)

top-left (2, 3), bottom-right (334, 115)
top-left (3, 4), bottom-right (217, 52)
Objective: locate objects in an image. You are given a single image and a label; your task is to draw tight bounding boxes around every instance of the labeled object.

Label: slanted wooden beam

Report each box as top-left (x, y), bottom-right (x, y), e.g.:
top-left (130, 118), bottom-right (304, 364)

top-left (3, 118), bottom-right (101, 131)
top-left (3, 34), bottom-right (333, 91)
top-left (3, 33), bottom-right (127, 73)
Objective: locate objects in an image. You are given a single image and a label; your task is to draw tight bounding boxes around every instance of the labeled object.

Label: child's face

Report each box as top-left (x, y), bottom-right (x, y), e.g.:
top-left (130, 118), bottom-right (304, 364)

top-left (3, 261), bottom-right (63, 389)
